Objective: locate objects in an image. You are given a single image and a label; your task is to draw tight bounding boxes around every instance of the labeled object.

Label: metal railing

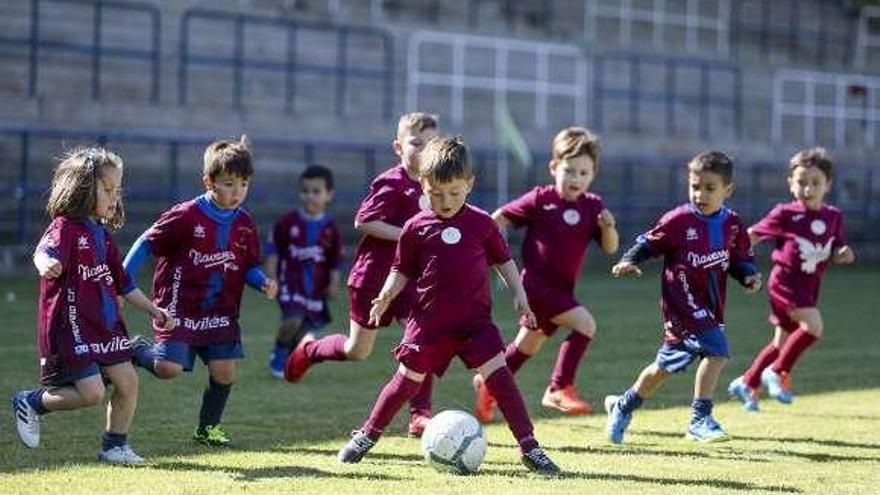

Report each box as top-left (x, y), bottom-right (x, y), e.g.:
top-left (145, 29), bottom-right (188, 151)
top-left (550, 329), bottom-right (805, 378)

top-left (178, 8), bottom-right (394, 118)
top-left (855, 6), bottom-right (880, 70)
top-left (406, 30), bottom-right (587, 128)
top-left (772, 69), bottom-right (880, 149)
top-left (584, 0), bottom-right (730, 55)
top-left (0, 0), bottom-right (161, 102)
top-left (592, 51), bottom-right (742, 140)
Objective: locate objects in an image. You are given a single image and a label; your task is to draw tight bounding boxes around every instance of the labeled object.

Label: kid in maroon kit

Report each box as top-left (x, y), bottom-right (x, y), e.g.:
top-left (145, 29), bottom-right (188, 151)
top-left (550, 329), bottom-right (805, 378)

top-left (124, 136), bottom-right (277, 447)
top-left (12, 147), bottom-right (173, 463)
top-left (283, 113), bottom-right (438, 437)
top-left (729, 148), bottom-right (854, 411)
top-left (474, 127), bottom-right (619, 422)
top-left (336, 136), bottom-right (561, 475)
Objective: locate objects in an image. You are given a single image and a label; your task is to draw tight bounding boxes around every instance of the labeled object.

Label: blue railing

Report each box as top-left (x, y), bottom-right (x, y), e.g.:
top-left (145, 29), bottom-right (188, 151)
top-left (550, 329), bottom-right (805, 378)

top-left (593, 51), bottom-right (742, 140)
top-left (731, 0), bottom-right (854, 68)
top-left (0, 0), bottom-right (160, 102)
top-left (178, 8), bottom-right (394, 118)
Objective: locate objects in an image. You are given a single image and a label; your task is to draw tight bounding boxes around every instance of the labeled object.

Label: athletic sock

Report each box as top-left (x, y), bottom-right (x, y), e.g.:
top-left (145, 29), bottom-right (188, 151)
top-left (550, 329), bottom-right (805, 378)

top-left (743, 342), bottom-right (780, 389)
top-left (198, 377), bottom-right (232, 430)
top-left (484, 366), bottom-right (538, 453)
top-left (772, 329), bottom-right (818, 374)
top-left (363, 372), bottom-right (422, 440)
top-left (408, 373), bottom-right (433, 417)
top-left (617, 388), bottom-right (644, 415)
top-left (549, 332), bottom-right (592, 391)
top-left (691, 398), bottom-right (713, 423)
top-left (504, 341), bottom-right (531, 375)
top-left (305, 334), bottom-right (348, 363)
top-left (102, 431), bottom-right (127, 451)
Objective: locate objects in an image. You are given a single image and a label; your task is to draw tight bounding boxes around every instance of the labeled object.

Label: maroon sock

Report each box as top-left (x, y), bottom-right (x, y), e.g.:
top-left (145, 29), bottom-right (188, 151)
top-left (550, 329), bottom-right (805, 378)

top-left (484, 366), bottom-right (538, 453)
top-left (549, 332), bottom-right (592, 391)
top-left (362, 372), bottom-right (422, 440)
top-left (743, 343), bottom-right (779, 389)
top-left (305, 334), bottom-right (348, 363)
top-left (408, 373), bottom-right (433, 417)
top-left (504, 341), bottom-right (531, 375)
top-left (772, 329), bottom-right (818, 374)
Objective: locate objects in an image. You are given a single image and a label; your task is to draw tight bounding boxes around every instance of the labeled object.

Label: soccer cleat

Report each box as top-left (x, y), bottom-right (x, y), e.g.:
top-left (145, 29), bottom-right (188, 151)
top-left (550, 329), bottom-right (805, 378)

top-left (521, 447), bottom-right (561, 476)
top-left (337, 429), bottom-right (376, 463)
top-left (283, 335), bottom-right (315, 383)
top-left (472, 374), bottom-right (496, 423)
top-left (193, 425), bottom-right (232, 447)
top-left (686, 415), bottom-right (729, 443)
top-left (541, 385), bottom-right (592, 415)
top-left (98, 443), bottom-right (145, 464)
top-left (269, 345), bottom-right (288, 379)
top-left (761, 368), bottom-right (793, 404)
top-left (604, 395), bottom-right (632, 444)
top-left (129, 334), bottom-right (153, 352)
top-left (407, 413), bottom-right (431, 438)
top-left (728, 376), bottom-right (759, 412)
top-left (12, 392), bottom-right (40, 448)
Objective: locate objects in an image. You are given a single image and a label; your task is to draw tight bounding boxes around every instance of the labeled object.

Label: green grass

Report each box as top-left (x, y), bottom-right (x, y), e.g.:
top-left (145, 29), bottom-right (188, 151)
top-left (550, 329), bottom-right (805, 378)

top-left (1, 263), bottom-right (878, 494)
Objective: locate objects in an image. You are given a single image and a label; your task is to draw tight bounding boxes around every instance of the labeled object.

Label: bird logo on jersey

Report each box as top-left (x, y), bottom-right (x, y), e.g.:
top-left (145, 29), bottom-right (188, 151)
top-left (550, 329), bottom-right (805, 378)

top-left (794, 236), bottom-right (833, 274)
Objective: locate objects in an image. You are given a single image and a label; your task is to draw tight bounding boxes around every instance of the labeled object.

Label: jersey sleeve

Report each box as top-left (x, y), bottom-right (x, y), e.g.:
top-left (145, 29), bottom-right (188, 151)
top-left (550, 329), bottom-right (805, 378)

top-left (750, 204), bottom-right (786, 241)
top-left (392, 221), bottom-right (418, 279)
top-left (728, 217), bottom-right (757, 279)
top-left (590, 196), bottom-right (606, 243)
top-left (144, 205), bottom-right (189, 258)
top-left (35, 218), bottom-right (71, 268)
top-left (832, 209), bottom-right (848, 249)
top-left (485, 218), bottom-right (512, 265)
top-left (498, 188), bottom-right (537, 227)
top-left (355, 177), bottom-right (397, 224)
top-left (327, 221), bottom-right (344, 270)
top-left (636, 210), bottom-right (679, 256)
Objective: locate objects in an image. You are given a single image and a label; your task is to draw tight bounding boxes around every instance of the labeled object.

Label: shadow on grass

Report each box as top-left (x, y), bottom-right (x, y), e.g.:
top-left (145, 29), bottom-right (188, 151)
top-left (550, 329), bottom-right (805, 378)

top-left (478, 467), bottom-right (801, 492)
top-left (553, 444), bottom-right (771, 463)
top-left (287, 446), bottom-right (423, 463)
top-left (639, 430), bottom-right (880, 450)
top-left (149, 460), bottom-right (407, 482)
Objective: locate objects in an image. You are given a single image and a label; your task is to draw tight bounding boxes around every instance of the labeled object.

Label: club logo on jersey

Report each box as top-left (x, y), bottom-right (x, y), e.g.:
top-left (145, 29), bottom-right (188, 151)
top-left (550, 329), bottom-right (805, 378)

top-left (686, 228), bottom-right (698, 241)
top-left (189, 249), bottom-right (238, 271)
top-left (77, 235), bottom-right (90, 250)
top-left (542, 203), bottom-right (558, 211)
top-left (441, 227), bottom-right (462, 245)
top-left (405, 188), bottom-right (416, 196)
top-left (792, 213), bottom-right (805, 222)
top-left (182, 315), bottom-right (231, 332)
top-left (78, 263), bottom-right (113, 285)
top-left (289, 245), bottom-right (325, 262)
top-left (89, 335), bottom-right (130, 355)
top-left (418, 194), bottom-right (430, 211)
top-left (810, 219), bottom-right (827, 236)
top-left (193, 224), bottom-right (206, 239)
top-left (794, 236), bottom-right (833, 274)
top-left (686, 249), bottom-right (729, 270)
top-left (563, 209), bottom-right (581, 226)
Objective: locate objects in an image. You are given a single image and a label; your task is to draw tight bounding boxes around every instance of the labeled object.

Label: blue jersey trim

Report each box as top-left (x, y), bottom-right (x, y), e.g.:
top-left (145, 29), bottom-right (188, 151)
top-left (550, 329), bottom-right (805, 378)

top-left (123, 233), bottom-right (152, 281)
top-left (84, 219), bottom-right (118, 329)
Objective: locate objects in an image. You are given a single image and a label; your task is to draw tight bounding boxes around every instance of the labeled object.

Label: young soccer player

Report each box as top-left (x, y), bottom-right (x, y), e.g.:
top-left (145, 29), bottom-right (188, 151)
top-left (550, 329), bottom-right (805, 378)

top-left (336, 136), bottom-right (561, 475)
top-left (266, 164), bottom-right (343, 378)
top-left (283, 112), bottom-right (438, 436)
top-left (12, 147), bottom-right (173, 463)
top-left (605, 151), bottom-right (762, 444)
top-left (473, 127), bottom-right (618, 421)
top-left (728, 148), bottom-right (855, 411)
top-left (124, 136), bottom-right (277, 446)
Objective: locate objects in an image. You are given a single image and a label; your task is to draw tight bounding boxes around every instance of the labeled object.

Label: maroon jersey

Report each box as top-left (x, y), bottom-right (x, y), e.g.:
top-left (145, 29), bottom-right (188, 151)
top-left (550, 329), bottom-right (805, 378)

top-left (35, 217), bottom-right (134, 383)
top-left (144, 198), bottom-right (261, 346)
top-left (500, 185), bottom-right (605, 292)
top-left (750, 201), bottom-right (846, 308)
top-left (347, 164), bottom-right (428, 292)
top-left (636, 204), bottom-right (754, 344)
top-left (393, 205), bottom-right (511, 336)
top-left (268, 209), bottom-right (342, 319)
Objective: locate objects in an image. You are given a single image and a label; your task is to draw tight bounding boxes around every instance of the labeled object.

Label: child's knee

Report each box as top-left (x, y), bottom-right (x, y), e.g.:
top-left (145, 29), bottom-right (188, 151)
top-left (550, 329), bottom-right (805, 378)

top-left (80, 384), bottom-right (105, 406)
top-left (154, 361), bottom-right (183, 379)
top-left (112, 369), bottom-right (139, 395)
top-left (802, 320), bottom-right (823, 337)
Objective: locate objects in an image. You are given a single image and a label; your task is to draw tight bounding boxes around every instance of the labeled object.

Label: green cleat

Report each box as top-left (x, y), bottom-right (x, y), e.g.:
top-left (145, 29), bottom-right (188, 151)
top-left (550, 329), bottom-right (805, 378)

top-left (193, 425), bottom-right (232, 447)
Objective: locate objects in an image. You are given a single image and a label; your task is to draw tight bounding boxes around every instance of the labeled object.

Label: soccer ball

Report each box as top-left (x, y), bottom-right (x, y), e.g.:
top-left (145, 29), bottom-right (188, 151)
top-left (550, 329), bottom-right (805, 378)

top-left (420, 410), bottom-right (487, 475)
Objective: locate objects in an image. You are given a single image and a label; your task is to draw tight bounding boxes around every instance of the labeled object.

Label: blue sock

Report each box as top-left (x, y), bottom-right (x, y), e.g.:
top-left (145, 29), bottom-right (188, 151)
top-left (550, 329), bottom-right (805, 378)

top-left (617, 388), bottom-right (644, 414)
top-left (133, 344), bottom-right (159, 377)
top-left (25, 389), bottom-right (48, 415)
top-left (102, 431), bottom-right (127, 450)
top-left (198, 377), bottom-right (232, 431)
top-left (691, 398), bottom-right (713, 423)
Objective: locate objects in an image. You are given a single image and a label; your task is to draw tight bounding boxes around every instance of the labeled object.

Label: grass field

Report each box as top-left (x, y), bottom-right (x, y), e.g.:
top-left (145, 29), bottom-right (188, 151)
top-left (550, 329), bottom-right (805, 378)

top-left (1, 262), bottom-right (878, 494)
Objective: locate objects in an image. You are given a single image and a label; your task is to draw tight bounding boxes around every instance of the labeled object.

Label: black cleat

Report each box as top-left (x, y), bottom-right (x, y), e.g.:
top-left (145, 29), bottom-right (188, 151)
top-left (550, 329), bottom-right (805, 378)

top-left (337, 429), bottom-right (376, 463)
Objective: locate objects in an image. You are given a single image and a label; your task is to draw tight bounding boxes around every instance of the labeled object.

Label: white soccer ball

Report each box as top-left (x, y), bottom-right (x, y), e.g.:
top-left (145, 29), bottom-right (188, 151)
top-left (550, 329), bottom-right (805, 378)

top-left (420, 410), bottom-right (487, 475)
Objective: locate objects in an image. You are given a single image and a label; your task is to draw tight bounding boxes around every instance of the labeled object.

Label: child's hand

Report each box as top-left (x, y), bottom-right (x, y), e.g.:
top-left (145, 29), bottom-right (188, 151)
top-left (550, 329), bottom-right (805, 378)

top-left (117, 296), bottom-right (125, 309)
top-left (743, 273), bottom-right (762, 293)
top-left (832, 246), bottom-right (855, 265)
top-left (513, 290), bottom-right (537, 329)
top-left (597, 209), bottom-right (616, 229)
top-left (263, 279), bottom-right (278, 299)
top-left (37, 257), bottom-right (63, 279)
top-left (369, 293), bottom-right (392, 327)
top-left (152, 307), bottom-right (175, 330)
top-left (612, 261), bottom-right (642, 277)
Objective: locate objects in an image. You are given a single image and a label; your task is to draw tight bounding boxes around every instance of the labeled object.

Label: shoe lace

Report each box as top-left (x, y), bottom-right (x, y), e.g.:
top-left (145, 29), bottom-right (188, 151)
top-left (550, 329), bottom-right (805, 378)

top-left (349, 430), bottom-right (375, 450)
top-left (526, 448), bottom-right (553, 467)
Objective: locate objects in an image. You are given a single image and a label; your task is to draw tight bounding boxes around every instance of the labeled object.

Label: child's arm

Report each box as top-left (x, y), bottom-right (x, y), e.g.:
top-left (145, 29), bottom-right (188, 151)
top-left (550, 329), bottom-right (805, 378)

top-left (33, 251), bottom-right (63, 278)
top-left (355, 220), bottom-right (402, 242)
top-left (491, 210), bottom-right (513, 231)
top-left (597, 208), bottom-right (619, 254)
top-left (245, 266), bottom-right (278, 299)
top-left (747, 227), bottom-right (767, 247)
top-left (611, 242), bottom-right (650, 277)
top-left (494, 259), bottom-right (537, 329)
top-left (832, 245), bottom-right (855, 264)
top-left (369, 270), bottom-right (409, 326)
top-left (122, 232), bottom-right (152, 281)
top-left (122, 287), bottom-right (175, 330)
top-left (263, 254), bottom-right (278, 281)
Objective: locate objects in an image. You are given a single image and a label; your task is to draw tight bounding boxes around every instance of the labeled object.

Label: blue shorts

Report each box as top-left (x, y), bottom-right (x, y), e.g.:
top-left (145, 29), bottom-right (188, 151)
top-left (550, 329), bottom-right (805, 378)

top-left (655, 326), bottom-right (729, 374)
top-left (155, 341), bottom-right (245, 372)
top-left (43, 358), bottom-right (130, 387)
